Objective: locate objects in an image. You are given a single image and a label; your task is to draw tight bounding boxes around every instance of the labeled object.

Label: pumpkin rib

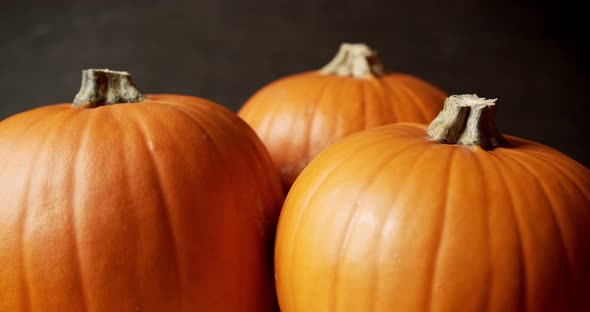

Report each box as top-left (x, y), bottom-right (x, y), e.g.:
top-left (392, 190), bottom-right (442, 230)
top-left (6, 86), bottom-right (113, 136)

top-left (301, 76), bottom-right (334, 171)
top-left (503, 147), bottom-right (590, 302)
top-left (160, 101), bottom-right (249, 305)
top-left (276, 96), bottom-right (590, 311)
top-left (286, 146), bottom-right (371, 310)
top-left (255, 92), bottom-right (282, 146)
top-left (290, 131), bottom-right (411, 216)
top-left (369, 79), bottom-right (395, 126)
top-left (330, 141), bottom-right (425, 310)
top-left (470, 150), bottom-right (495, 311)
top-left (18, 107), bottom-right (75, 311)
top-left (200, 94), bottom-right (285, 210)
top-left (256, 73), bottom-right (309, 107)
top-left (191, 98), bottom-right (284, 206)
top-left (275, 78), bottom-right (311, 177)
top-left (489, 153), bottom-right (528, 311)
top-left (234, 122), bottom-right (284, 254)
top-left (285, 125), bottom-right (374, 228)
top-left (0, 107), bottom-right (68, 177)
top-left (330, 78), bottom-right (357, 138)
top-left (0, 113), bottom-right (48, 171)
top-left (424, 146), bottom-right (456, 312)
top-left (470, 149), bottom-right (492, 312)
top-left (0, 108), bottom-right (71, 172)
top-left (508, 145), bottom-right (590, 211)
top-left (56, 109), bottom-right (91, 310)
top-left (374, 79), bottom-right (400, 124)
top-left (143, 99), bottom-right (240, 292)
top-left (17, 172), bottom-right (33, 312)
top-left (66, 109), bottom-right (92, 311)
top-left (500, 151), bottom-right (575, 288)
top-left (168, 98), bottom-right (282, 310)
top-left (283, 136), bottom-right (397, 306)
top-left (174, 98), bottom-right (279, 211)
top-left (374, 78), bottom-right (395, 127)
top-left (380, 78), bottom-right (406, 123)
top-left (386, 79), bottom-right (407, 123)
top-left (382, 78), bottom-right (413, 122)
top-left (239, 47), bottom-right (446, 192)
top-left (390, 80), bottom-right (422, 121)
top-left (509, 140), bottom-right (580, 166)
top-left (108, 108), bottom-right (146, 305)
top-left (0, 105), bottom-right (66, 131)
top-left (366, 141), bottom-right (423, 311)
top-left (14, 116), bottom-right (47, 311)
top-left (511, 147), bottom-right (590, 201)
top-left (363, 79), bottom-right (382, 129)
top-left (368, 143), bottom-right (443, 312)
top-left (395, 80), bottom-right (431, 123)
top-left (249, 76), bottom-right (294, 116)
top-left (250, 81), bottom-right (287, 121)
top-left (255, 79), bottom-right (296, 144)
top-left (2, 79), bottom-right (284, 310)
top-left (395, 74), bottom-right (446, 103)
top-left (358, 78), bottom-right (368, 132)
top-left (150, 107), bottom-right (214, 261)
top-left (357, 149), bottom-right (412, 312)
top-left (16, 172), bottom-right (33, 312)
top-left (369, 199), bottom-right (381, 312)
top-left (177, 103), bottom-right (248, 304)
top-left (393, 77), bottom-right (431, 123)
top-left (175, 97), bottom-right (281, 215)
top-left (414, 80), bottom-right (445, 121)
top-left (131, 105), bottom-right (188, 302)
top-left (157, 99), bottom-right (273, 307)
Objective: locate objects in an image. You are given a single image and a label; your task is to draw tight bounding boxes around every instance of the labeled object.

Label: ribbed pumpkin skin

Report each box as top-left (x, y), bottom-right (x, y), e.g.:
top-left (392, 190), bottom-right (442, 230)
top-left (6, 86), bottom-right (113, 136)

top-left (275, 123), bottom-right (590, 312)
top-left (238, 71), bottom-right (446, 190)
top-left (0, 94), bottom-right (284, 311)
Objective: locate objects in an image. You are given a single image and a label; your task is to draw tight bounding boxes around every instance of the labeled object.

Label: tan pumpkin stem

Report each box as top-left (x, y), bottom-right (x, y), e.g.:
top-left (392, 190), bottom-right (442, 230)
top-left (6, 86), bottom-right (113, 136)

top-left (427, 94), bottom-right (505, 150)
top-left (319, 43), bottom-right (384, 78)
top-left (73, 69), bottom-right (144, 108)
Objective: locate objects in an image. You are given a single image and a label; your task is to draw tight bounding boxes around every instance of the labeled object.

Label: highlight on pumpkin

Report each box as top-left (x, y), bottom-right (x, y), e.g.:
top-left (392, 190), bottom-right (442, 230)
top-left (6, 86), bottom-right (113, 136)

top-left (238, 42), bottom-right (447, 191)
top-left (0, 69), bottom-right (285, 311)
top-left (275, 93), bottom-right (590, 312)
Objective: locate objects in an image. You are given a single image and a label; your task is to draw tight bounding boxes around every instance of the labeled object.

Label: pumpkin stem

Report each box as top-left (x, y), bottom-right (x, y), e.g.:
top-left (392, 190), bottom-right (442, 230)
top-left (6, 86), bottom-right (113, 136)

top-left (72, 69), bottom-right (144, 108)
top-left (319, 43), bottom-right (384, 78)
top-left (427, 94), bottom-right (505, 150)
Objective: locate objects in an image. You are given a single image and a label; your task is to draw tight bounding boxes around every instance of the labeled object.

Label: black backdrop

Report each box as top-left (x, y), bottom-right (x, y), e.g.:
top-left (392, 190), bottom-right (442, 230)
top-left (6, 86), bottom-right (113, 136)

top-left (1, 0), bottom-right (588, 167)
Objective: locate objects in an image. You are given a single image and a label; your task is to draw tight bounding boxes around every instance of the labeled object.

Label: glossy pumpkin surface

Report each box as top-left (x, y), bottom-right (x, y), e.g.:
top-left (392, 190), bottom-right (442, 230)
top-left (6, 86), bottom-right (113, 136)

top-left (275, 122), bottom-right (590, 312)
top-left (239, 71), bottom-right (446, 190)
top-left (0, 94), bottom-right (284, 311)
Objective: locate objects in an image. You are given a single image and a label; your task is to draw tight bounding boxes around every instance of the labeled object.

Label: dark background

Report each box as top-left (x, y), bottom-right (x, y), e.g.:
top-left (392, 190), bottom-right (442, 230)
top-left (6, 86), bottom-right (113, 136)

top-left (1, 0), bottom-right (588, 167)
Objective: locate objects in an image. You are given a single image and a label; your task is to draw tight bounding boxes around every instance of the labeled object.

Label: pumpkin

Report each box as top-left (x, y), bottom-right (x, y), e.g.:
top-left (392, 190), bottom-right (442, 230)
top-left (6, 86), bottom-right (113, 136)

top-left (274, 94), bottom-right (590, 311)
top-left (0, 69), bottom-right (284, 311)
top-left (238, 43), bottom-right (447, 191)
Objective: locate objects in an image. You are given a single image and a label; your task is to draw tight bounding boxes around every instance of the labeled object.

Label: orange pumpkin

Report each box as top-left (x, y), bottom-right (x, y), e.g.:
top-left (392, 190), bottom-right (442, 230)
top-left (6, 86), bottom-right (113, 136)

top-left (275, 94), bottom-right (590, 312)
top-left (0, 69), bottom-right (284, 311)
top-left (239, 43), bottom-right (447, 190)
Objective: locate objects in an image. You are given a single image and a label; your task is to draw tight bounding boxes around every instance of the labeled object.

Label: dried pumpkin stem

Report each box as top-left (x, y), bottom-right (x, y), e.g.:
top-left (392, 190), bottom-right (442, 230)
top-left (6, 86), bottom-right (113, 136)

top-left (73, 69), bottom-right (144, 108)
top-left (319, 43), bottom-right (384, 79)
top-left (427, 94), bottom-right (505, 150)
